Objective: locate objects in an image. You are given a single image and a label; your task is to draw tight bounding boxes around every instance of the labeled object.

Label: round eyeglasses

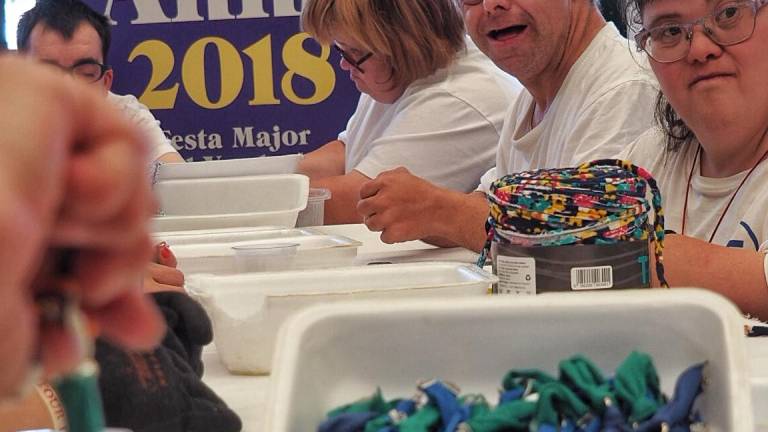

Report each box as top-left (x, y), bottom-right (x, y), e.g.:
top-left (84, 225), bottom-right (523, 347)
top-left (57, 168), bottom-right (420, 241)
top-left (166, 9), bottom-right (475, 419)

top-left (635, 0), bottom-right (767, 63)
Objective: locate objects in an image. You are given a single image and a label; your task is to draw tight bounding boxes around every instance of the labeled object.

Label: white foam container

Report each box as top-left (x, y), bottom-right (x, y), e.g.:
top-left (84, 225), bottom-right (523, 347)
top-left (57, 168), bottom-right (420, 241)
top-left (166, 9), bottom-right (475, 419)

top-left (188, 262), bottom-right (497, 375)
top-left (152, 174), bottom-right (308, 231)
top-left (755, 378), bottom-right (768, 430)
top-left (153, 226), bottom-right (290, 245)
top-left (265, 289), bottom-right (753, 431)
top-left (155, 154), bottom-right (302, 180)
top-left (168, 230), bottom-right (361, 275)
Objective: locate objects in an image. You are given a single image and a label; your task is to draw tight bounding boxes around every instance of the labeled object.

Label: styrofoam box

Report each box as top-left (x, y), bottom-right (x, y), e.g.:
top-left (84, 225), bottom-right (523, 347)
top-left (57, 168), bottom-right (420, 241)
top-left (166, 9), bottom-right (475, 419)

top-left (152, 174), bottom-right (308, 231)
top-left (156, 154), bottom-right (302, 180)
top-left (265, 289), bottom-right (753, 431)
top-left (153, 226), bottom-right (290, 245)
top-left (169, 231), bottom-right (362, 275)
top-left (755, 378), bottom-right (768, 430)
top-left (187, 262), bottom-right (497, 375)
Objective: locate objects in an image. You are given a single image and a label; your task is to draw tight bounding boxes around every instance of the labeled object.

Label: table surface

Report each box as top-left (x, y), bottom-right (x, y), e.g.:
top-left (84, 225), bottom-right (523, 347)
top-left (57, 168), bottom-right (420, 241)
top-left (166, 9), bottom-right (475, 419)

top-left (199, 224), bottom-right (768, 431)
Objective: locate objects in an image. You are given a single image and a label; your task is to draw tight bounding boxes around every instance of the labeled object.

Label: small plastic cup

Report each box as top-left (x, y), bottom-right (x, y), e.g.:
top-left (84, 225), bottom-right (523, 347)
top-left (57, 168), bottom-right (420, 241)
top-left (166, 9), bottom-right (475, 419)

top-left (232, 242), bottom-right (299, 273)
top-left (296, 188), bottom-right (332, 227)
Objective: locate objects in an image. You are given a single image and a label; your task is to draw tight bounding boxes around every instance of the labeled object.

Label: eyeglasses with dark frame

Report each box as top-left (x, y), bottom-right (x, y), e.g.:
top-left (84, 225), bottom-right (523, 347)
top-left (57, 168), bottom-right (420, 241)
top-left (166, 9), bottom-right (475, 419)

top-left (635, 0), bottom-right (768, 63)
top-left (333, 44), bottom-right (373, 73)
top-left (46, 59), bottom-right (111, 83)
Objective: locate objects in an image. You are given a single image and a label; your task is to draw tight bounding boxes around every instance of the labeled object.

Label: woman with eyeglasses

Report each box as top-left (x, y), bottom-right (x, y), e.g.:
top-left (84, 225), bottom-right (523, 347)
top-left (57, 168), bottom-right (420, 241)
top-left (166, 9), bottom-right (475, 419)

top-left (297, 0), bottom-right (522, 224)
top-left (621, 0), bottom-right (768, 318)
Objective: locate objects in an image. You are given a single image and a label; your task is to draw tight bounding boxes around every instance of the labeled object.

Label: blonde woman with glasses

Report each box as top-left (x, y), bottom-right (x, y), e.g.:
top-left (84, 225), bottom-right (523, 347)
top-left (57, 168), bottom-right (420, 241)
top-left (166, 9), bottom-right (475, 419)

top-left (621, 0), bottom-right (768, 318)
top-left (298, 0), bottom-right (522, 224)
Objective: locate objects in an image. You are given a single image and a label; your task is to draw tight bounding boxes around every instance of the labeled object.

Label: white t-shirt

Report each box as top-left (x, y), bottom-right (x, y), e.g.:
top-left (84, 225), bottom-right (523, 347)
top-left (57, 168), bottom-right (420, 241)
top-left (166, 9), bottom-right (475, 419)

top-left (622, 129), bottom-right (768, 253)
top-left (338, 37), bottom-right (522, 193)
top-left (479, 23), bottom-right (658, 192)
top-left (108, 92), bottom-right (180, 162)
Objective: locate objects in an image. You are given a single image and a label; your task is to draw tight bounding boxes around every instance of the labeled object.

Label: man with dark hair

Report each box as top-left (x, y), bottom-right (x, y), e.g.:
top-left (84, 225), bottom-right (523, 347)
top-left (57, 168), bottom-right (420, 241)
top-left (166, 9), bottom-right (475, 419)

top-left (17, 0), bottom-right (183, 164)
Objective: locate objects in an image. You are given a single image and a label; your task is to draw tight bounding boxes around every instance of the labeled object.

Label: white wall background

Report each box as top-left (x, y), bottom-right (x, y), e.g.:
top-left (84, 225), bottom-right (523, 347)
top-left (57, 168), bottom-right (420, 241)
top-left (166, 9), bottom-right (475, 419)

top-left (4, 0), bottom-right (35, 49)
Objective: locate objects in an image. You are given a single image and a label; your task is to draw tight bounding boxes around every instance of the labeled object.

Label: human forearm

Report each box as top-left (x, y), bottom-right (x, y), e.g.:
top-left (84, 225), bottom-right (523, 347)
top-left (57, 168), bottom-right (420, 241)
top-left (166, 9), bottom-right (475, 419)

top-left (298, 140), bottom-right (346, 180)
top-left (312, 170), bottom-right (369, 224)
top-left (660, 234), bottom-right (768, 319)
top-left (429, 191), bottom-right (489, 252)
top-left (358, 168), bottom-right (490, 248)
top-left (155, 152), bottom-right (185, 163)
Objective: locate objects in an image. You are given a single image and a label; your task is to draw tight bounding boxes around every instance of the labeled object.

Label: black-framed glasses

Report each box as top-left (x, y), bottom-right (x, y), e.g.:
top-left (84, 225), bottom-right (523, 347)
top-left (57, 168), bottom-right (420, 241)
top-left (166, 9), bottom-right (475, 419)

top-left (333, 44), bottom-right (373, 73)
top-left (635, 0), bottom-right (768, 63)
top-left (46, 59), bottom-right (110, 83)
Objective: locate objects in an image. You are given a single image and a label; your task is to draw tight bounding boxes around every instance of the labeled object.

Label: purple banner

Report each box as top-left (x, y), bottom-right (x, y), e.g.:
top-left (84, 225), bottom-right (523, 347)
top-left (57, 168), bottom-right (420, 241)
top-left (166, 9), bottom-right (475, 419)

top-left (83, 0), bottom-right (359, 161)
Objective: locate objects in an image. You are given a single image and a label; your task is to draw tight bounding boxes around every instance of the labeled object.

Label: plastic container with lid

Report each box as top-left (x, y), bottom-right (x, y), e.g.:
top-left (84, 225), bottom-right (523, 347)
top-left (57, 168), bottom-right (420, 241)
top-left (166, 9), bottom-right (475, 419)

top-left (154, 154), bottom-right (302, 180)
top-left (152, 174), bottom-right (309, 231)
top-left (169, 232), bottom-right (361, 275)
top-left (187, 262), bottom-right (497, 375)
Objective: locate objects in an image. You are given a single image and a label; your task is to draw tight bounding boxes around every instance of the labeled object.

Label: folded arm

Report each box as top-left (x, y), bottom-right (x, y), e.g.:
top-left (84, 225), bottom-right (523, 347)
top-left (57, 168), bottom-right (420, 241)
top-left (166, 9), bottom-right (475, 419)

top-left (298, 139), bottom-right (346, 180)
top-left (657, 234), bottom-right (768, 320)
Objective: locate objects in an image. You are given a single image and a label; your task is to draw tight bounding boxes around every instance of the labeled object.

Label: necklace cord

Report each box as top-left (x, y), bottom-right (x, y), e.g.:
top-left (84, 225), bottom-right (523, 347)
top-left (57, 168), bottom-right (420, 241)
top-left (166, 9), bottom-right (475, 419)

top-left (684, 144), bottom-right (768, 243)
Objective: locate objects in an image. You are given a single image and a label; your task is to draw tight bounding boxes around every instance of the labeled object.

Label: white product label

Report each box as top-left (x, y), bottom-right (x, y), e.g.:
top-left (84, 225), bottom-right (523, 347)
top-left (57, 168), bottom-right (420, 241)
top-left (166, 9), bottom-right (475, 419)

top-left (496, 256), bottom-right (536, 295)
top-left (571, 266), bottom-right (613, 290)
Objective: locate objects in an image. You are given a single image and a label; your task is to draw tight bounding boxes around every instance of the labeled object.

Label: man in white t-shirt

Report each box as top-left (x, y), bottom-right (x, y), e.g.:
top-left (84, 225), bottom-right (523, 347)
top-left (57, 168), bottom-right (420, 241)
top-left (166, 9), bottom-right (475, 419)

top-left (17, 1), bottom-right (183, 164)
top-left (357, 0), bottom-right (658, 251)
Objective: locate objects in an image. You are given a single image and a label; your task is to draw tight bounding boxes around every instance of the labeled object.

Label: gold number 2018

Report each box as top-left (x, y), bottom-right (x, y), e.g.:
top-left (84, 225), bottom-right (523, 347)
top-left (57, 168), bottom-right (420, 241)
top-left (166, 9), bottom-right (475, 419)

top-left (128, 33), bottom-right (335, 110)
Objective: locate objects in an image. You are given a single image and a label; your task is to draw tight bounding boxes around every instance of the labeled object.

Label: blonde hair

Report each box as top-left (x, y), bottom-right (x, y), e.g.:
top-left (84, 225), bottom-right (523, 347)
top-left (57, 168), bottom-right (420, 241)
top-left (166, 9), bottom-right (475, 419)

top-left (302, 0), bottom-right (466, 88)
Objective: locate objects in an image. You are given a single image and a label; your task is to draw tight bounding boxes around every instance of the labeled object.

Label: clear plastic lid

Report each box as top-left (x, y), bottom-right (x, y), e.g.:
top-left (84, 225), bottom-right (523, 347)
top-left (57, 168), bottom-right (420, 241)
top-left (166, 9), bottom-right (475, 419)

top-left (231, 242), bottom-right (299, 256)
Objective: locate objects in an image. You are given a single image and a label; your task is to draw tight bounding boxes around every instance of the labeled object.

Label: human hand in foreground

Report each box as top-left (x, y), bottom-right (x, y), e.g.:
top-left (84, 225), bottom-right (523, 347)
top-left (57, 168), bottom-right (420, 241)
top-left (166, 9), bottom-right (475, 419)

top-left (0, 55), bottom-right (164, 397)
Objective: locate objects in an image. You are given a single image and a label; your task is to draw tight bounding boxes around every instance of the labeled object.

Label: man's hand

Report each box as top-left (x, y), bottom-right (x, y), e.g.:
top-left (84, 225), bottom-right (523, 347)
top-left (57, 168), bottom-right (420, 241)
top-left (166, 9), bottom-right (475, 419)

top-left (357, 167), bottom-right (489, 251)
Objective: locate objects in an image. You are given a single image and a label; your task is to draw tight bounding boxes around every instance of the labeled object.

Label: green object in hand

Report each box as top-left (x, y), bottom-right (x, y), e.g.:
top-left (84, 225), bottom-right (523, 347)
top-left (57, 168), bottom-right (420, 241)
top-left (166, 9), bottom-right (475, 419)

top-left (53, 359), bottom-right (106, 432)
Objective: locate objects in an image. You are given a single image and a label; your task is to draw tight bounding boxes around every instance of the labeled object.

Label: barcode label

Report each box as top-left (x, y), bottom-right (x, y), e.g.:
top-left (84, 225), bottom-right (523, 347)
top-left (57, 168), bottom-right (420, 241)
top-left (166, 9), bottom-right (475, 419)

top-left (571, 266), bottom-right (613, 290)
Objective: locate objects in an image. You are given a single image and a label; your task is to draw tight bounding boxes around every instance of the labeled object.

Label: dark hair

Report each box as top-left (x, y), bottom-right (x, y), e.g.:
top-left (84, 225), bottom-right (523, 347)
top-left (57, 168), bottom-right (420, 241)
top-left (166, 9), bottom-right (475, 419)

top-left (599, 0), bottom-right (628, 37)
top-left (622, 0), bottom-right (695, 151)
top-left (17, 0), bottom-right (112, 62)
